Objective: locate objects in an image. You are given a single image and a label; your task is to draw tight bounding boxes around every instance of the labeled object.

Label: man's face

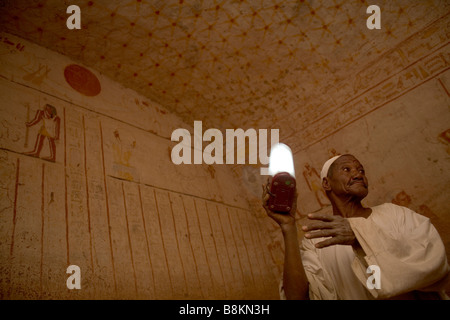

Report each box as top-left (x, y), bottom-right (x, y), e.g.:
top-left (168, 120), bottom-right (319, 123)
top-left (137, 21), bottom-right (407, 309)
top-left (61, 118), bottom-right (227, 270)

top-left (326, 155), bottom-right (369, 200)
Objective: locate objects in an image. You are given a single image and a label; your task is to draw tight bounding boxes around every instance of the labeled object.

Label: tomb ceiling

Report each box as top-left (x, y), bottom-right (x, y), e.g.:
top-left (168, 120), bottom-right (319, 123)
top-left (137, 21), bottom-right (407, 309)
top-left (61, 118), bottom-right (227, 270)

top-left (1, 0), bottom-right (448, 142)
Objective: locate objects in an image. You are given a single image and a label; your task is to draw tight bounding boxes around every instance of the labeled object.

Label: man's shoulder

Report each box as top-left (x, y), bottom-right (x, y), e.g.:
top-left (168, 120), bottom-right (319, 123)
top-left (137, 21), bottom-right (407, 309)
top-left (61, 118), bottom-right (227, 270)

top-left (371, 202), bottom-right (398, 210)
top-left (370, 202), bottom-right (422, 223)
top-left (371, 202), bottom-right (416, 213)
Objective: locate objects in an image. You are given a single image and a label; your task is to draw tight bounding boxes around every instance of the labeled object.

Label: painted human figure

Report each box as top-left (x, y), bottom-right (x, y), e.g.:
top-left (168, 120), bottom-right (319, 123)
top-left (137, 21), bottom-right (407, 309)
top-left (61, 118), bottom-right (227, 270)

top-left (438, 129), bottom-right (450, 155)
top-left (302, 163), bottom-right (328, 208)
top-left (25, 104), bottom-right (60, 162)
top-left (391, 190), bottom-right (412, 207)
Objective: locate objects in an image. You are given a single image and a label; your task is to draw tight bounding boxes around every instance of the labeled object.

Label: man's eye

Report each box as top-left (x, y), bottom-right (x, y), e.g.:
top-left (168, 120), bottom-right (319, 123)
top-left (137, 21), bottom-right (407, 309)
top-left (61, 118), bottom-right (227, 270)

top-left (343, 167), bottom-right (350, 172)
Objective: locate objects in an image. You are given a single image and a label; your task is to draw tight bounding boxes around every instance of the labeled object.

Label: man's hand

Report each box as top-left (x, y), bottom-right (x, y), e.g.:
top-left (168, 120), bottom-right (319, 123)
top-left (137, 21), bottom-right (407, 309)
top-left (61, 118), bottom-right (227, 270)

top-left (302, 213), bottom-right (356, 248)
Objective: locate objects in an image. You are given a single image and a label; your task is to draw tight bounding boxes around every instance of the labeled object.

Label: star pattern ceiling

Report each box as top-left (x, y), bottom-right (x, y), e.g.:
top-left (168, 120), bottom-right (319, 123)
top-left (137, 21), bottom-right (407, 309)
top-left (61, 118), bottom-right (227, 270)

top-left (1, 0), bottom-right (449, 137)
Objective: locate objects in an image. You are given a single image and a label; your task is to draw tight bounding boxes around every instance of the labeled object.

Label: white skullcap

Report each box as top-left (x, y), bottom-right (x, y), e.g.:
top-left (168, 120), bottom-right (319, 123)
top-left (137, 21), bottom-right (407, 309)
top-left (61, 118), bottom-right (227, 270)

top-left (320, 155), bottom-right (342, 181)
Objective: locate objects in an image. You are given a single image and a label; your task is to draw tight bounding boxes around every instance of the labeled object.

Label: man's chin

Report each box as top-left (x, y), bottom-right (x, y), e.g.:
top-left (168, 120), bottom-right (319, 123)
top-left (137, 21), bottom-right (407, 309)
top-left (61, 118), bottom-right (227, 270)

top-left (355, 190), bottom-right (368, 199)
top-left (348, 186), bottom-right (368, 199)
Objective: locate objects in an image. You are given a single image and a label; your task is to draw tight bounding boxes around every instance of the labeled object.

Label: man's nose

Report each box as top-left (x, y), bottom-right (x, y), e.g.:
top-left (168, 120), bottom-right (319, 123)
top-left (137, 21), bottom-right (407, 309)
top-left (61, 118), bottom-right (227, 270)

top-left (351, 169), bottom-right (363, 179)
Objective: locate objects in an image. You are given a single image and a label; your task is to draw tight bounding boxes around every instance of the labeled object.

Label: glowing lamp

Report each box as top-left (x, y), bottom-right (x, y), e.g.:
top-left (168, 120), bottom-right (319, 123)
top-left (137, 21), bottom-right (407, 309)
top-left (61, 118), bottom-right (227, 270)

top-left (267, 143), bottom-right (296, 213)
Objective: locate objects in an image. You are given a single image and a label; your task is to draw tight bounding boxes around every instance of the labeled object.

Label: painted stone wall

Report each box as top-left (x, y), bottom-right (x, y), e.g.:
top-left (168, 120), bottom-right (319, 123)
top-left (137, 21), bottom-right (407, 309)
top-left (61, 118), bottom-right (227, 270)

top-left (0, 32), bottom-right (279, 299)
top-left (239, 13), bottom-right (450, 291)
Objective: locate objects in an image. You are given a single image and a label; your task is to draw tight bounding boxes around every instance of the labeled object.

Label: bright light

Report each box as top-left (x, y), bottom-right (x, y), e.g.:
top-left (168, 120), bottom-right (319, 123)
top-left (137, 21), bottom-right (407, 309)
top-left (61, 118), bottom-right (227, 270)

top-left (268, 143), bottom-right (295, 177)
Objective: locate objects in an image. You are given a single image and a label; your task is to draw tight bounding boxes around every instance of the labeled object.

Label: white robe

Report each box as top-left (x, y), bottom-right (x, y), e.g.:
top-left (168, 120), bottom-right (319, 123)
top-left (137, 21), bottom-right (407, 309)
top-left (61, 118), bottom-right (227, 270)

top-left (281, 203), bottom-right (449, 300)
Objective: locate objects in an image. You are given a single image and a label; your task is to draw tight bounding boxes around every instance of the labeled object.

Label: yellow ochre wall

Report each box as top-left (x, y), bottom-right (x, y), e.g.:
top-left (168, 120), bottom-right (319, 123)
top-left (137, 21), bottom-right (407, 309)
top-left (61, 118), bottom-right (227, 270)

top-left (1, 9), bottom-right (450, 300)
top-left (0, 32), bottom-right (279, 299)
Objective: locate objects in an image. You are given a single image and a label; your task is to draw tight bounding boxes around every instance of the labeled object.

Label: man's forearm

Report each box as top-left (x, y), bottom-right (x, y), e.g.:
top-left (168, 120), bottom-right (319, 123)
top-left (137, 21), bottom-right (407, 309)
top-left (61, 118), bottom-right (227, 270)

top-left (281, 224), bottom-right (309, 300)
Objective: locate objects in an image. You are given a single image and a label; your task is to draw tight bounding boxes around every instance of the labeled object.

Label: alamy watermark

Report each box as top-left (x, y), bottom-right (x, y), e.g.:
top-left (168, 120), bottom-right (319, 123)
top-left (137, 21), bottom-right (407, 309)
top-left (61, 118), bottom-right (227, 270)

top-left (65, 264), bottom-right (380, 292)
top-left (366, 265), bottom-right (381, 290)
top-left (66, 265), bottom-right (81, 290)
top-left (171, 121), bottom-right (279, 175)
top-left (65, 5), bottom-right (382, 30)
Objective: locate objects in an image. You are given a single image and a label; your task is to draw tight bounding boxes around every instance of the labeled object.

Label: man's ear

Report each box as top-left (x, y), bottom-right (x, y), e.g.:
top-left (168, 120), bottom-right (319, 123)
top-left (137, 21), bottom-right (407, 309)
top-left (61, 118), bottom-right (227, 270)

top-left (322, 177), bottom-right (332, 192)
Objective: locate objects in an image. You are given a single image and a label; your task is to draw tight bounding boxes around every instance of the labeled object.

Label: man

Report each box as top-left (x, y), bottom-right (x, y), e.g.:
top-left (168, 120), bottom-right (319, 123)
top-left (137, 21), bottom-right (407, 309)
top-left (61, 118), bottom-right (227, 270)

top-left (263, 154), bottom-right (449, 299)
top-left (25, 104), bottom-right (60, 162)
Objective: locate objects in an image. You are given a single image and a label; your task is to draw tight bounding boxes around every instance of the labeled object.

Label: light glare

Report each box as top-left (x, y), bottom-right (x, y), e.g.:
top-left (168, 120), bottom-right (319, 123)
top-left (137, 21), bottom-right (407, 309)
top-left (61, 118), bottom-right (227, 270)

top-left (268, 143), bottom-right (295, 177)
